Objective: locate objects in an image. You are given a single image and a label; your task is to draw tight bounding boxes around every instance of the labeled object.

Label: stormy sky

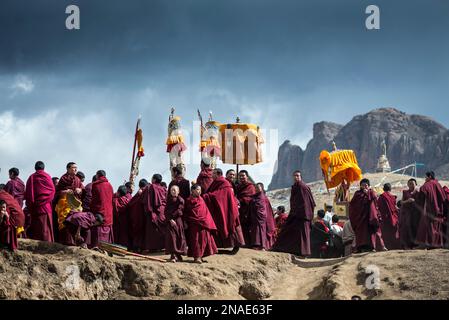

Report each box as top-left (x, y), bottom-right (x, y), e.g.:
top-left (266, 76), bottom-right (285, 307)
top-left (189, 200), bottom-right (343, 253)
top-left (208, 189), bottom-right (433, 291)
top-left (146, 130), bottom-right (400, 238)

top-left (1, 0), bottom-right (448, 188)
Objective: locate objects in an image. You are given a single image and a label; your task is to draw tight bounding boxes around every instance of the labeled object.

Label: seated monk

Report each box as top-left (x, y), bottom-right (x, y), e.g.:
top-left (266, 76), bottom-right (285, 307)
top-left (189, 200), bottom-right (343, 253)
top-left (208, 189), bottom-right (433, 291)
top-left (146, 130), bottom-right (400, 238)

top-left (164, 185), bottom-right (187, 262)
top-left (0, 185), bottom-right (26, 251)
top-left (64, 194), bottom-right (103, 248)
top-left (184, 184), bottom-right (218, 264)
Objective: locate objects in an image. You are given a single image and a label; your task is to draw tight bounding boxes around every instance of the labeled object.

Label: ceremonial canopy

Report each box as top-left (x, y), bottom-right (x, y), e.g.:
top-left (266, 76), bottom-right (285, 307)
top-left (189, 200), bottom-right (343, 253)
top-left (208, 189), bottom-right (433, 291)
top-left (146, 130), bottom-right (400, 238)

top-left (319, 149), bottom-right (362, 189)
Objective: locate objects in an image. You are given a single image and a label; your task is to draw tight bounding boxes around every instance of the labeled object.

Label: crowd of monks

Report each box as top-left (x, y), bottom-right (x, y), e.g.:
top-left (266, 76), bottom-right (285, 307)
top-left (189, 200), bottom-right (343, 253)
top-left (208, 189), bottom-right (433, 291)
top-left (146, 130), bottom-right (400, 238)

top-left (1, 162), bottom-right (448, 261)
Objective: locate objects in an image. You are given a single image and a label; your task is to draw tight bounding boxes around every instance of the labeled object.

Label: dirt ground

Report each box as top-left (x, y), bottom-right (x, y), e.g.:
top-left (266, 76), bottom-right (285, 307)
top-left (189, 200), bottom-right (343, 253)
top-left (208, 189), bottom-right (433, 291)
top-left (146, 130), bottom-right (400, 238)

top-left (1, 239), bottom-right (448, 300)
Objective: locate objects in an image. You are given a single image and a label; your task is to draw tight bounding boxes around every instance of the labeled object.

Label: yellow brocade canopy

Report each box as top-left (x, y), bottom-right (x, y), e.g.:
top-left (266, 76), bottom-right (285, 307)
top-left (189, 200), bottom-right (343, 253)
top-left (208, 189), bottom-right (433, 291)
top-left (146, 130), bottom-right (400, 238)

top-left (320, 149), bottom-right (362, 189)
top-left (218, 123), bottom-right (264, 165)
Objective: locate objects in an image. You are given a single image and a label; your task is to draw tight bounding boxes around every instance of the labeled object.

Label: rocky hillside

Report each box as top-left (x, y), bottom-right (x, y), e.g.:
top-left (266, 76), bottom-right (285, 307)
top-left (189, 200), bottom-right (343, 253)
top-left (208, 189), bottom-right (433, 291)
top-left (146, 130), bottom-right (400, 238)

top-left (269, 108), bottom-right (449, 190)
top-left (1, 239), bottom-right (449, 300)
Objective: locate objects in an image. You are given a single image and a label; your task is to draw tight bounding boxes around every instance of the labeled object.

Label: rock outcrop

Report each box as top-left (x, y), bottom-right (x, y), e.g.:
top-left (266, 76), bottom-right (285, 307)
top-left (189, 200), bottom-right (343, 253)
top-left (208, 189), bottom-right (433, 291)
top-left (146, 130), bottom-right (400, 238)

top-left (269, 108), bottom-right (449, 190)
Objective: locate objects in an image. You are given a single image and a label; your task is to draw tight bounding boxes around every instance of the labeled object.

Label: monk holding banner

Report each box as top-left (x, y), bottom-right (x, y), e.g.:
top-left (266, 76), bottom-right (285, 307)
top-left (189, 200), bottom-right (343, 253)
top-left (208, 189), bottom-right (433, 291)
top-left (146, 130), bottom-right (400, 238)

top-left (272, 171), bottom-right (316, 257)
top-left (202, 168), bottom-right (244, 254)
top-left (25, 161), bottom-right (56, 242)
top-left (184, 184), bottom-right (218, 264)
top-left (235, 170), bottom-right (256, 246)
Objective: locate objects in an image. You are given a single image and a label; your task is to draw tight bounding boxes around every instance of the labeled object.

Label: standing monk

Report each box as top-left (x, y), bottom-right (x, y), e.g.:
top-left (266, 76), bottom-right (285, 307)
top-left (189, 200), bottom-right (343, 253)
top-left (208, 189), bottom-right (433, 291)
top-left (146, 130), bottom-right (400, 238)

top-left (89, 170), bottom-right (114, 248)
top-left (56, 162), bottom-right (84, 246)
top-left (127, 179), bottom-right (148, 252)
top-left (0, 185), bottom-right (25, 250)
top-left (82, 175), bottom-right (96, 212)
top-left (235, 170), bottom-right (256, 246)
top-left (168, 167), bottom-right (190, 201)
top-left (164, 185), bottom-right (187, 262)
top-left (113, 185), bottom-right (132, 247)
top-left (416, 171), bottom-right (445, 249)
top-left (196, 161), bottom-right (214, 193)
top-left (377, 183), bottom-right (400, 250)
top-left (5, 168), bottom-right (25, 208)
top-left (398, 178), bottom-right (421, 249)
top-left (349, 179), bottom-right (385, 252)
top-left (249, 183), bottom-right (276, 250)
top-left (202, 168), bottom-right (245, 254)
top-left (25, 161), bottom-right (56, 242)
top-left (141, 174), bottom-right (167, 252)
top-left (184, 184), bottom-right (218, 264)
top-left (272, 171), bottom-right (316, 257)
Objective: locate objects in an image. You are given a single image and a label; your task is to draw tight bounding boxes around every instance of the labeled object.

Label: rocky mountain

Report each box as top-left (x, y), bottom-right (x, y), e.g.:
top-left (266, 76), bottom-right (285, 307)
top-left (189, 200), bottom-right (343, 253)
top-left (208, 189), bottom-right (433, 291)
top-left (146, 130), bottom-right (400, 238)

top-left (268, 108), bottom-right (449, 190)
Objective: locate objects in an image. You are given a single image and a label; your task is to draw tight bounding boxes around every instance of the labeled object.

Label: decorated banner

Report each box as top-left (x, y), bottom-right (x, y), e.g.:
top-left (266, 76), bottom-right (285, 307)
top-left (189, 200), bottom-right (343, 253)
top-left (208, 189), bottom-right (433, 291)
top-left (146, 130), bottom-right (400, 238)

top-left (218, 118), bottom-right (264, 165)
top-left (198, 110), bottom-right (221, 168)
top-left (129, 116), bottom-right (145, 187)
top-left (166, 108), bottom-right (187, 177)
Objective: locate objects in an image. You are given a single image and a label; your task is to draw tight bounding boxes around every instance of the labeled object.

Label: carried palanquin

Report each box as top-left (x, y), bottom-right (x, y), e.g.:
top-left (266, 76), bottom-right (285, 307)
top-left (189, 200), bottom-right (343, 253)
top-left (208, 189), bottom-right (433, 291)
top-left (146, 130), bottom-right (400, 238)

top-left (218, 118), bottom-right (264, 165)
top-left (319, 142), bottom-right (362, 190)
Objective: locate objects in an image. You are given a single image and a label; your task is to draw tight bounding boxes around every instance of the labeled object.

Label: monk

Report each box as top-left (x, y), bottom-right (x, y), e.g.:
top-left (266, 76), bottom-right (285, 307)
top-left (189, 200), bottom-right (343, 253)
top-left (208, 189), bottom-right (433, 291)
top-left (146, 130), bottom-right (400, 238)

top-left (89, 170), bottom-right (114, 248)
top-left (274, 206), bottom-right (288, 241)
top-left (127, 179), bottom-right (149, 252)
top-left (82, 175), bottom-right (96, 212)
top-left (184, 184), bottom-right (218, 264)
top-left (235, 170), bottom-right (256, 246)
top-left (168, 167), bottom-right (191, 200)
top-left (25, 161), bottom-right (56, 242)
top-left (377, 183), bottom-right (400, 250)
top-left (141, 174), bottom-right (167, 252)
top-left (249, 183), bottom-right (276, 250)
top-left (5, 167), bottom-right (25, 208)
top-left (0, 185), bottom-right (25, 250)
top-left (202, 168), bottom-right (245, 254)
top-left (51, 177), bottom-right (60, 242)
top-left (113, 185), bottom-right (132, 247)
top-left (334, 179), bottom-right (350, 203)
top-left (226, 169), bottom-right (237, 190)
top-left (415, 171), bottom-right (445, 249)
top-left (196, 161), bottom-right (214, 193)
top-left (56, 162), bottom-right (84, 246)
top-left (349, 179), bottom-right (385, 252)
top-left (398, 178), bottom-right (421, 249)
top-left (272, 171), bottom-right (316, 257)
top-left (164, 185), bottom-right (187, 262)
top-left (443, 186), bottom-right (449, 249)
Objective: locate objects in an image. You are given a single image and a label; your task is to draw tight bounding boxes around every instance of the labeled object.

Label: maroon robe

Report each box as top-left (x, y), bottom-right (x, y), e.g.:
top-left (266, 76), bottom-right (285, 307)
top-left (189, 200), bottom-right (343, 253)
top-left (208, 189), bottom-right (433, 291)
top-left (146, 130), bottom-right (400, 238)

top-left (25, 170), bottom-right (56, 242)
top-left (184, 196), bottom-right (218, 258)
top-left (202, 177), bottom-right (245, 248)
top-left (56, 173), bottom-right (84, 200)
top-left (249, 192), bottom-right (271, 249)
top-left (443, 186), bottom-right (449, 248)
top-left (141, 183), bottom-right (166, 252)
top-left (235, 181), bottom-right (256, 246)
top-left (168, 177), bottom-right (191, 201)
top-left (416, 179), bottom-right (445, 248)
top-left (275, 213), bottom-right (288, 240)
top-left (5, 177), bottom-right (25, 208)
top-left (113, 193), bottom-right (132, 247)
top-left (164, 195), bottom-right (187, 255)
top-left (265, 197), bottom-right (276, 249)
top-left (378, 192), bottom-right (400, 250)
top-left (196, 168), bottom-right (214, 193)
top-left (89, 176), bottom-right (114, 248)
top-left (64, 211), bottom-right (97, 246)
top-left (349, 189), bottom-right (380, 250)
top-left (272, 181), bottom-right (316, 256)
top-left (127, 191), bottom-right (145, 251)
top-left (0, 190), bottom-right (25, 250)
top-left (82, 183), bottom-right (93, 212)
top-left (399, 189), bottom-right (421, 249)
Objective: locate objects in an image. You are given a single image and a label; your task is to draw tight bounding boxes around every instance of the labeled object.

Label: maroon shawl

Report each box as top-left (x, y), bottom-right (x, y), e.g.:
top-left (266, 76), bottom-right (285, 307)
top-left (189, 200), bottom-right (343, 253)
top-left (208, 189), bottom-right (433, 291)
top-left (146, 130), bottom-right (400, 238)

top-left (290, 181), bottom-right (316, 221)
top-left (184, 196), bottom-right (217, 231)
top-left (0, 190), bottom-right (25, 228)
top-left (57, 173), bottom-right (84, 199)
top-left (142, 183), bottom-right (167, 225)
top-left (349, 189), bottom-right (380, 248)
top-left (378, 192), bottom-right (399, 227)
top-left (25, 170), bottom-right (55, 215)
top-left (90, 176), bottom-right (114, 226)
top-left (196, 168), bottom-right (214, 193)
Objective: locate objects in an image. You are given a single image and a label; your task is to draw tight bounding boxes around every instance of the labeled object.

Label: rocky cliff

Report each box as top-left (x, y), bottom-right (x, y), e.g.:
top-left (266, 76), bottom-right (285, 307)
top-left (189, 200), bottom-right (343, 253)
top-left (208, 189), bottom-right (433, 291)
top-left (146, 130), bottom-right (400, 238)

top-left (268, 108), bottom-right (449, 190)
